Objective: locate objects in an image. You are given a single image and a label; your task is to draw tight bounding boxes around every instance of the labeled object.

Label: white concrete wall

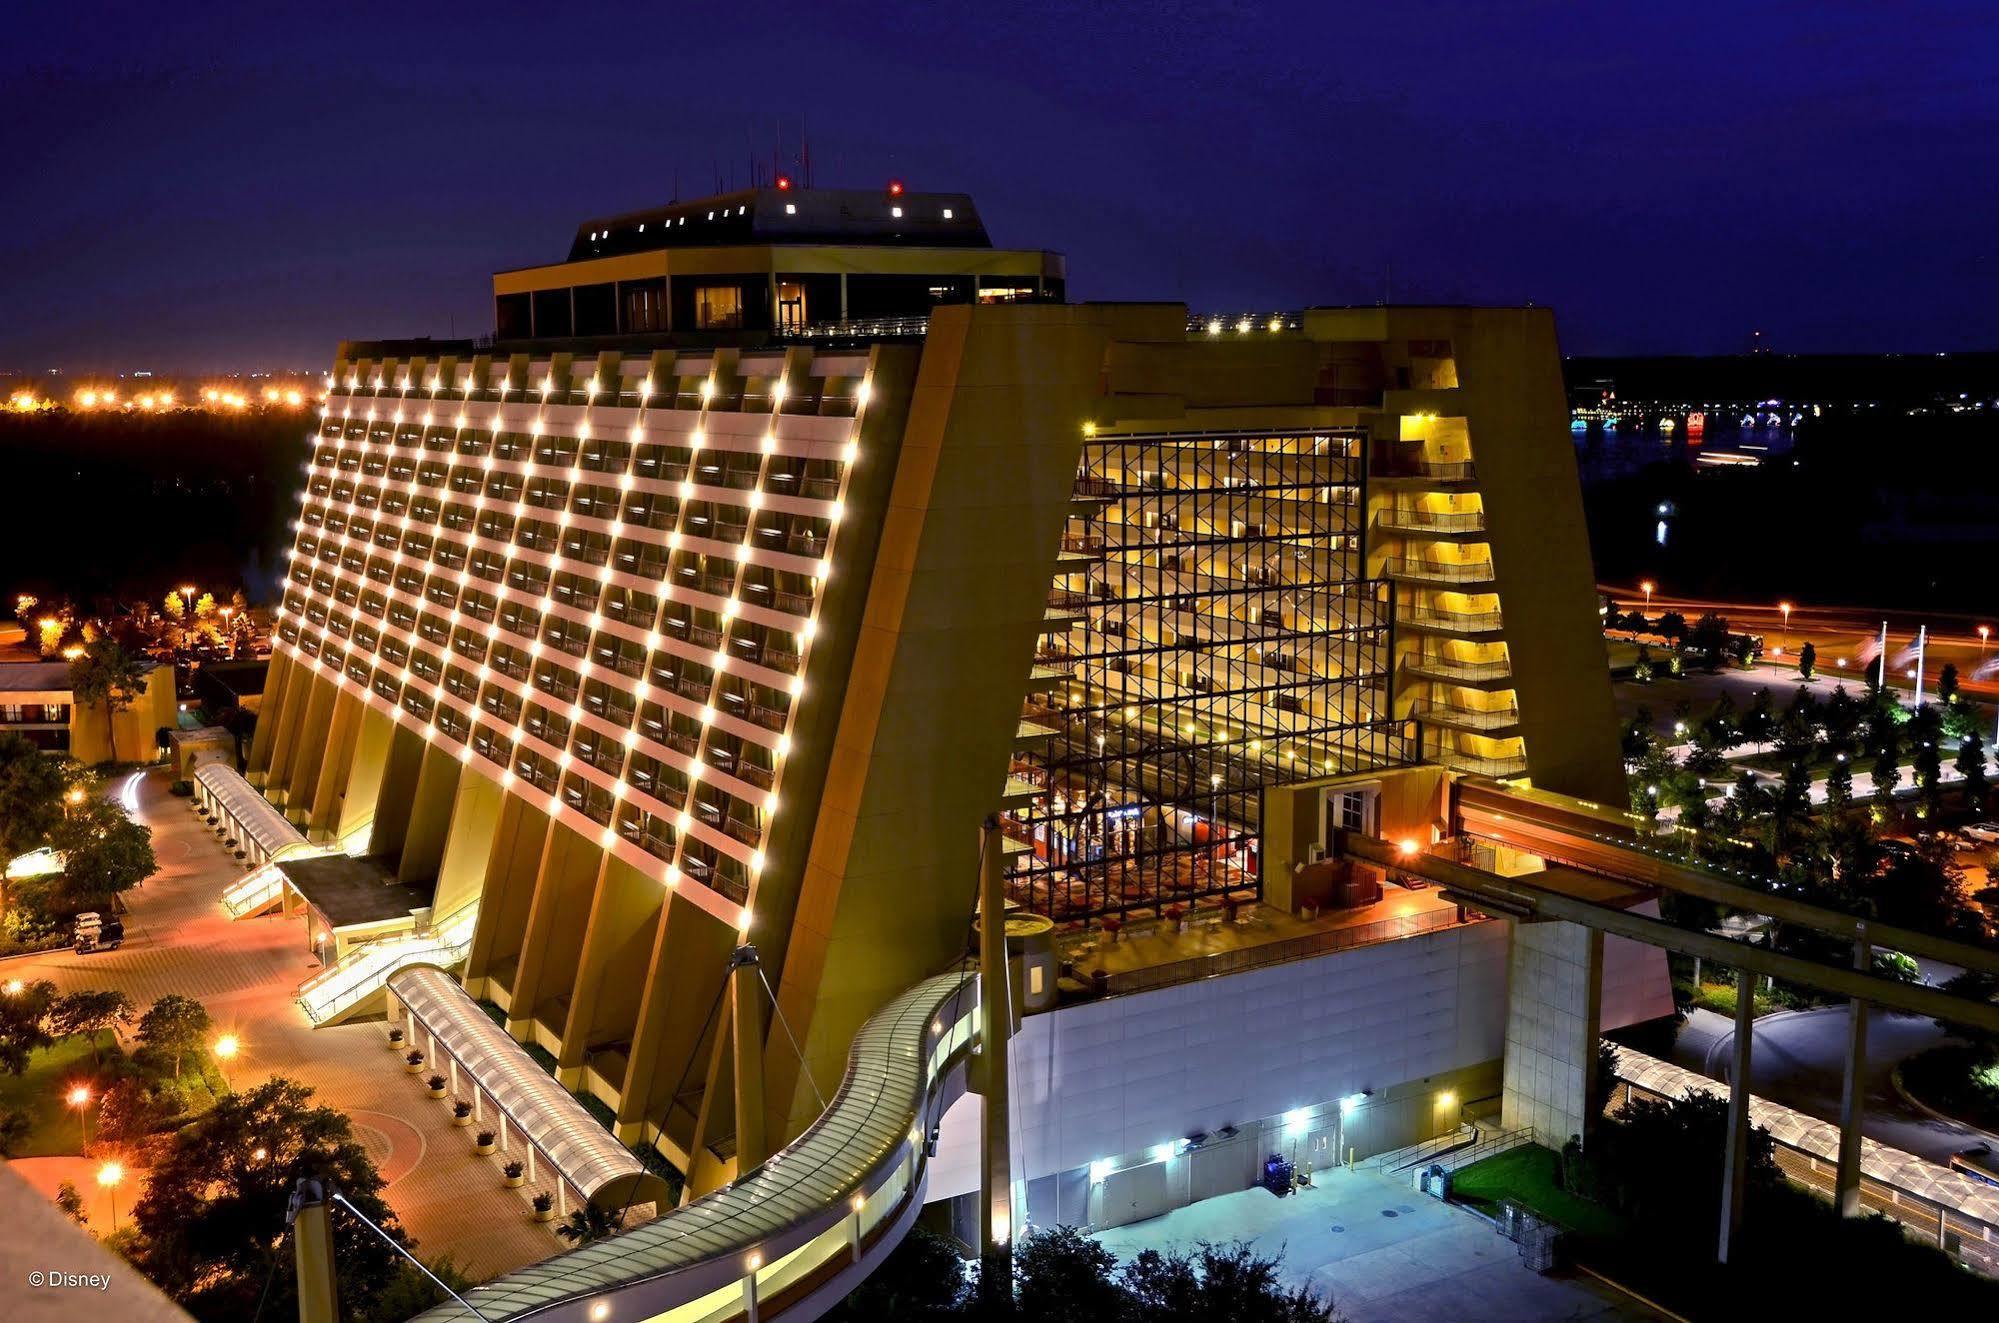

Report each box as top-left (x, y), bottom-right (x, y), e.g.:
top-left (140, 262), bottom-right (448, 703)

top-left (1601, 899), bottom-right (1677, 1031)
top-left (931, 920), bottom-right (1511, 1199)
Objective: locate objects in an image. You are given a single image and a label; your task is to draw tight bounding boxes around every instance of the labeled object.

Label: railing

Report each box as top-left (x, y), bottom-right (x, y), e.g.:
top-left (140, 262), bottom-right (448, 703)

top-left (1187, 312), bottom-right (1303, 335)
top-left (1425, 749), bottom-right (1532, 778)
top-left (220, 860), bottom-right (289, 919)
top-left (1375, 458), bottom-right (1477, 482)
top-left (1381, 557), bottom-right (1494, 584)
top-left (415, 971), bottom-right (982, 1323)
top-left (771, 315), bottom-right (932, 341)
top-left (1399, 609), bottom-right (1506, 633)
top-left (1403, 656), bottom-right (1513, 684)
top-left (1094, 906), bottom-right (1478, 998)
top-left (296, 906), bottom-right (480, 1026)
top-left (1411, 703), bottom-right (1522, 733)
top-left (1378, 509), bottom-right (1487, 534)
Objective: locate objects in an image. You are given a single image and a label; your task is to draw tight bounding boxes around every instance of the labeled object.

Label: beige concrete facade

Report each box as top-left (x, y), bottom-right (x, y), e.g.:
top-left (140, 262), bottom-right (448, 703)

top-left (252, 214), bottom-right (1621, 1197)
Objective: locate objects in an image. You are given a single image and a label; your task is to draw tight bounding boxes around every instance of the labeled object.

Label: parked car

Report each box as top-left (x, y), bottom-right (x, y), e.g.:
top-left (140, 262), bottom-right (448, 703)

top-left (1961, 822), bottom-right (1999, 845)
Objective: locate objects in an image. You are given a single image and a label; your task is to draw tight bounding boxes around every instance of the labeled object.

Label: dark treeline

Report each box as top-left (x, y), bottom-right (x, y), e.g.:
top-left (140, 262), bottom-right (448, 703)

top-left (0, 410), bottom-right (309, 608)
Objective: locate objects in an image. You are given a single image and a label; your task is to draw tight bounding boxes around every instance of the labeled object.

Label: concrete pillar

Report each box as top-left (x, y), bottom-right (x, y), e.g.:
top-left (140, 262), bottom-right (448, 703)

top-left (557, 854), bottom-right (663, 1085)
top-left (290, 1179), bottom-right (341, 1323)
top-left (507, 821), bottom-right (602, 1037)
top-left (731, 946), bottom-right (768, 1174)
top-left (306, 688), bottom-right (365, 842)
top-left (977, 816), bottom-right (1015, 1282)
top-left (1500, 920), bottom-right (1604, 1145)
top-left (1719, 967), bottom-right (1755, 1263)
top-left (281, 676), bottom-right (339, 821)
top-left (464, 790), bottom-right (552, 995)
top-left (364, 722), bottom-right (428, 861)
top-left (618, 895), bottom-right (736, 1155)
top-left (334, 706), bottom-right (398, 849)
top-left (246, 650), bottom-right (295, 784)
top-left (262, 662), bottom-right (319, 803)
top-left (1837, 929), bottom-right (1870, 1218)
top-left (397, 743), bottom-right (464, 884)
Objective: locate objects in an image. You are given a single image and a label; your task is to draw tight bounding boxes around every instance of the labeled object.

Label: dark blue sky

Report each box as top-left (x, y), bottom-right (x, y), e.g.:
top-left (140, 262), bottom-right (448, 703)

top-left (4, 1), bottom-right (1996, 371)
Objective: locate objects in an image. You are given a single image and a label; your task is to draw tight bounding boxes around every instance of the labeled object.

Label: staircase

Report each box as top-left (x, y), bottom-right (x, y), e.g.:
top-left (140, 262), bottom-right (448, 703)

top-left (220, 861), bottom-right (289, 919)
top-left (297, 906), bottom-right (479, 1026)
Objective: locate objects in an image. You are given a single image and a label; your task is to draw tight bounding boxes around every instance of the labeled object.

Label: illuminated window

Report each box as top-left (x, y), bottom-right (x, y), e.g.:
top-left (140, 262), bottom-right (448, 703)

top-left (695, 285), bottom-right (744, 330)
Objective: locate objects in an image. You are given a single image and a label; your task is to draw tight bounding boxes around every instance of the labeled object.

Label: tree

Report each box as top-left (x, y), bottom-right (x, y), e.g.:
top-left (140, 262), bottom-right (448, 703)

top-left (1656, 611), bottom-right (1688, 642)
top-left (136, 994), bottom-right (211, 1079)
top-left (67, 641), bottom-right (145, 764)
top-left (133, 1077), bottom-right (409, 1323)
top-left (1742, 689), bottom-right (1776, 747)
top-left (1798, 641), bottom-right (1817, 680)
top-left (0, 978), bottom-right (56, 1075)
top-left (1909, 705), bottom-right (1944, 820)
top-left (0, 733), bottom-right (69, 856)
top-left (97, 1076), bottom-right (185, 1151)
top-left (39, 798), bottom-right (155, 915)
top-left (1939, 662), bottom-right (1961, 707)
top-left (55, 1180), bottom-right (88, 1228)
top-left (1013, 1225), bottom-right (1129, 1323)
top-left (0, 1108), bottom-right (31, 1155)
top-left (553, 1202), bottom-right (628, 1246)
top-left (49, 989), bottom-right (133, 1063)
top-left (1826, 751), bottom-right (1854, 810)
top-left (1688, 612), bottom-right (1731, 671)
top-left (823, 1227), bottom-right (965, 1323)
top-left (1960, 731), bottom-right (1990, 816)
top-left (1122, 1242), bottom-right (1343, 1323)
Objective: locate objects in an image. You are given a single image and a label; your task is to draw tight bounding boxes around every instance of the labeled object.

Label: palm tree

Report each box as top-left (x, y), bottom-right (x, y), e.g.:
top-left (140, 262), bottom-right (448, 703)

top-left (553, 1202), bottom-right (627, 1246)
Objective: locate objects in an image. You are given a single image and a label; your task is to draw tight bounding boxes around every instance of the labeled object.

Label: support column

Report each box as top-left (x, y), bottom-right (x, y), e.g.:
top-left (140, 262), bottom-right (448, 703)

top-left (1836, 927), bottom-right (1870, 1218)
top-left (977, 816), bottom-right (1015, 1287)
top-left (730, 946), bottom-right (768, 1175)
top-left (307, 687), bottom-right (365, 842)
top-left (1719, 967), bottom-right (1755, 1264)
top-left (246, 650), bottom-right (295, 784)
top-left (281, 676), bottom-right (339, 821)
top-left (290, 1178), bottom-right (341, 1323)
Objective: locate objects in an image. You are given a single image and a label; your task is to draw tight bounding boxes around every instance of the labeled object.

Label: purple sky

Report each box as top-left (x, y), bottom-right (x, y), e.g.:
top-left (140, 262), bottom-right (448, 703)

top-left (4, 1), bottom-right (1996, 372)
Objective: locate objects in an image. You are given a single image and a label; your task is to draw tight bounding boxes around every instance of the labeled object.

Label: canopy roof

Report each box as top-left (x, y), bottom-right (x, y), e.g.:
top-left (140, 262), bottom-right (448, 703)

top-left (387, 965), bottom-right (664, 1210)
top-left (194, 763), bottom-right (306, 860)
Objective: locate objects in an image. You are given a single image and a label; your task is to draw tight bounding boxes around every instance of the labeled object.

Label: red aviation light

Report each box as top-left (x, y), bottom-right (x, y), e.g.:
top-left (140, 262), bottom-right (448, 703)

top-left (887, 179), bottom-right (905, 197)
top-left (775, 174), bottom-right (793, 191)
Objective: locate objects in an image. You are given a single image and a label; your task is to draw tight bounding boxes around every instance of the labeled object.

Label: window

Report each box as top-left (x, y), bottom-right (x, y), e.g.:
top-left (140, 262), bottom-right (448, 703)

top-left (776, 281), bottom-right (807, 331)
top-left (695, 285), bottom-right (743, 330)
top-left (784, 203), bottom-right (796, 216)
top-left (942, 208), bottom-right (954, 219)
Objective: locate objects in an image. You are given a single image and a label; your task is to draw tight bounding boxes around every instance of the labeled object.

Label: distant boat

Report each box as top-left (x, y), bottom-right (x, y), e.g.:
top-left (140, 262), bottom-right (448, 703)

top-left (1658, 418), bottom-right (1675, 435)
top-left (1571, 416), bottom-right (1587, 432)
top-left (1696, 451), bottom-right (1759, 468)
top-left (1687, 411), bottom-right (1705, 439)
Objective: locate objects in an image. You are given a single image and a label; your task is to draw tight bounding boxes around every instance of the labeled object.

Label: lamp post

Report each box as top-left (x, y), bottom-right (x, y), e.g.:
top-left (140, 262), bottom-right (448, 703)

top-left (97, 1161), bottom-right (124, 1232)
top-left (1981, 625), bottom-right (1991, 656)
top-left (1640, 580), bottom-right (1655, 614)
top-left (1778, 601), bottom-right (1793, 650)
top-left (67, 1085), bottom-right (92, 1150)
top-left (213, 1034), bottom-right (240, 1090)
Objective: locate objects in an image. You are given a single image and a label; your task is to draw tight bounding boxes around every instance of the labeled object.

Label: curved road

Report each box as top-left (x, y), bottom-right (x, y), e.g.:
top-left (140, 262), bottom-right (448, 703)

top-left (1702, 1005), bottom-right (1996, 1164)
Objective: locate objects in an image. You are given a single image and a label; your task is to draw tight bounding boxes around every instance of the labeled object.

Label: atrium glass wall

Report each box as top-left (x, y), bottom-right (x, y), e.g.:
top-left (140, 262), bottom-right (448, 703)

top-left (1005, 429), bottom-right (1406, 922)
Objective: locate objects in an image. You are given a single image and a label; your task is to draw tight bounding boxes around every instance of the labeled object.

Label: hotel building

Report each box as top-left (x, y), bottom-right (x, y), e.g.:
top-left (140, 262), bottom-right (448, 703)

top-left (229, 185), bottom-right (1669, 1285)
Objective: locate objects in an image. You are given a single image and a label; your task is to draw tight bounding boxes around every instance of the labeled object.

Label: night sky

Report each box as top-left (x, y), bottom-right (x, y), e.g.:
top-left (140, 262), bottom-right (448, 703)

top-left (4, 1), bottom-right (1996, 372)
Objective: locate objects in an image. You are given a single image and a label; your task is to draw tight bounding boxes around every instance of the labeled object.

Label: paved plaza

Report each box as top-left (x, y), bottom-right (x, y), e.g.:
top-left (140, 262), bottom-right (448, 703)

top-left (1090, 1167), bottom-right (1664, 1323)
top-left (3, 767), bottom-right (568, 1281)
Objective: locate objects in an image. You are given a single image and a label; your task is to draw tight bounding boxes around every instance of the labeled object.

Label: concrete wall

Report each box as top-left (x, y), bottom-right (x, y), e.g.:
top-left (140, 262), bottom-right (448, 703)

top-left (1500, 919), bottom-right (1603, 1144)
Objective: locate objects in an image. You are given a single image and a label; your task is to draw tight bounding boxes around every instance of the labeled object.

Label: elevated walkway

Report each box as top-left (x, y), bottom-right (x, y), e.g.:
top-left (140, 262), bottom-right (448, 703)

top-left (415, 972), bottom-right (980, 1323)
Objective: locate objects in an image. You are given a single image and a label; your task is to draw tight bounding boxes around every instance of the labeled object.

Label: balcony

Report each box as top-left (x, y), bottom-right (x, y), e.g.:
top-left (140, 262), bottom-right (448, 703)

top-left (1411, 702), bottom-right (1521, 735)
top-left (1381, 556), bottom-right (1494, 587)
top-left (1424, 745), bottom-right (1530, 778)
top-left (1372, 455), bottom-right (1477, 488)
top-left (1402, 655), bottom-right (1514, 689)
top-left (1399, 608), bottom-right (1506, 639)
top-left (1376, 508), bottom-right (1487, 539)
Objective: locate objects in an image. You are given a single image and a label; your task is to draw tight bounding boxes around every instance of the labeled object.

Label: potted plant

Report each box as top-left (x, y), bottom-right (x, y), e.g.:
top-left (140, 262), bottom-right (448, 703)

top-left (387, 1027), bottom-right (406, 1050)
top-left (1163, 903), bottom-right (1187, 934)
top-left (404, 1049), bottom-right (425, 1074)
top-left (452, 1099), bottom-right (474, 1127)
top-left (425, 1073), bottom-right (448, 1099)
top-left (474, 1129), bottom-right (497, 1156)
top-left (531, 1191), bottom-right (556, 1223)
top-left (502, 1160), bottom-right (525, 1188)
top-left (1101, 915), bottom-right (1123, 944)
top-left (1222, 896), bottom-right (1242, 925)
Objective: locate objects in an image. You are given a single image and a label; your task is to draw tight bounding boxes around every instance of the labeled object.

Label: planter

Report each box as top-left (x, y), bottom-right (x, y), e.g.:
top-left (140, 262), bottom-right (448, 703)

top-left (404, 1060), bottom-right (425, 1074)
top-left (504, 1173), bottom-right (525, 1188)
top-left (474, 1138), bottom-right (497, 1156)
top-left (532, 1207), bottom-right (555, 1223)
top-left (426, 1084), bottom-right (448, 1099)
top-left (453, 1113), bottom-right (473, 1127)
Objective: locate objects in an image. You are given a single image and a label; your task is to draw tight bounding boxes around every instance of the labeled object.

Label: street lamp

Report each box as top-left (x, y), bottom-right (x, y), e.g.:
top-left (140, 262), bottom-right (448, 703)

top-left (2, 978), bottom-right (21, 996)
top-left (1981, 625), bottom-right (1991, 654)
top-left (97, 1160), bottom-right (124, 1231)
top-left (213, 1034), bottom-right (240, 1089)
top-left (67, 1085), bottom-right (93, 1149)
top-left (1640, 580), bottom-right (1655, 613)
top-left (1778, 601), bottom-right (1793, 649)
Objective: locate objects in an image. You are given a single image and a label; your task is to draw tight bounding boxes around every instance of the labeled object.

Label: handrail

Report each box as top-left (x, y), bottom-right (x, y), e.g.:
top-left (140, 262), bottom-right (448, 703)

top-left (414, 971), bottom-right (982, 1323)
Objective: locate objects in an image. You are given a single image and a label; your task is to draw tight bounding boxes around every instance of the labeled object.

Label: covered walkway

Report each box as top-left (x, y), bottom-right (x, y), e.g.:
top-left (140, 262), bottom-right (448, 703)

top-left (193, 762), bottom-right (320, 917)
top-left (386, 965), bottom-right (668, 1214)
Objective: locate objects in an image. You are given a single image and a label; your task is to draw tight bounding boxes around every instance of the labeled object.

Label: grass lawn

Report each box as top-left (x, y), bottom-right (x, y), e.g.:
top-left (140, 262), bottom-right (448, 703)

top-left (1451, 1144), bottom-right (1624, 1240)
top-left (0, 1034), bottom-right (109, 1156)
